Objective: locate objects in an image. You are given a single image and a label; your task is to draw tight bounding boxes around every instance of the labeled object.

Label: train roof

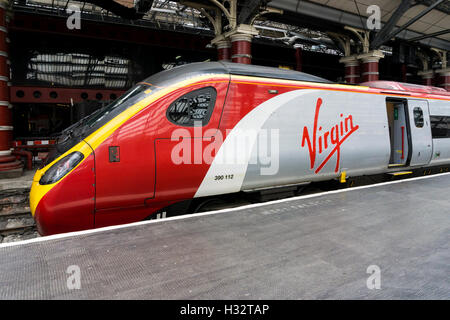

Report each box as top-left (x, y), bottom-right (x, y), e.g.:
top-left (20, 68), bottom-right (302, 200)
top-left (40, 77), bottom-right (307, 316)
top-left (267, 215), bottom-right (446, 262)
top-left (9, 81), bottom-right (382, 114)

top-left (144, 63), bottom-right (449, 98)
top-left (361, 81), bottom-right (450, 96)
top-left (143, 62), bottom-right (333, 87)
top-left (220, 62), bottom-right (333, 84)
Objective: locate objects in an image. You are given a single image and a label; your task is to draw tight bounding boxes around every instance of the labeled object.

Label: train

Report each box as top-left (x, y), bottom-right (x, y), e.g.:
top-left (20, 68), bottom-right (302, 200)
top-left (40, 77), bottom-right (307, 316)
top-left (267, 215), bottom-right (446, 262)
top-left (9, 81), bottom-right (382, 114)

top-left (30, 62), bottom-right (450, 235)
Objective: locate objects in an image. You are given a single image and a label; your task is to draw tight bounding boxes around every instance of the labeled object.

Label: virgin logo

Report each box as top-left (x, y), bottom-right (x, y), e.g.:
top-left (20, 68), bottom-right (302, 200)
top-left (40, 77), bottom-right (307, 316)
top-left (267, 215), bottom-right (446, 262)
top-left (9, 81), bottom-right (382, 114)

top-left (301, 98), bottom-right (359, 174)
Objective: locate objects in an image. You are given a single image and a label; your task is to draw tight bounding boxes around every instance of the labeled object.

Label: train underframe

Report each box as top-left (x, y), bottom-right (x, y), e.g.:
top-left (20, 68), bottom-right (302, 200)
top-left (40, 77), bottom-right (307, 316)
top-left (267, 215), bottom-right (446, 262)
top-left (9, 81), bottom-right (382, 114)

top-left (147, 164), bottom-right (450, 220)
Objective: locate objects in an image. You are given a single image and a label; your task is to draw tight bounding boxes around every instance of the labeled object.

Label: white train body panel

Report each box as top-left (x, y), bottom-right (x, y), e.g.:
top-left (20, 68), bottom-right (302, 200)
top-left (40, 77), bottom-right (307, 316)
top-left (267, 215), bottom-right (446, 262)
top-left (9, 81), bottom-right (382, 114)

top-left (196, 89), bottom-right (398, 197)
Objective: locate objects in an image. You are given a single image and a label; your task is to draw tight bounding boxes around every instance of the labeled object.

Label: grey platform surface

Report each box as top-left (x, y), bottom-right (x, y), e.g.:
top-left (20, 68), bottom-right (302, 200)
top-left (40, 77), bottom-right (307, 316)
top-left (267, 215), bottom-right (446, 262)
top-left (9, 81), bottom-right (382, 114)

top-left (0, 174), bottom-right (449, 299)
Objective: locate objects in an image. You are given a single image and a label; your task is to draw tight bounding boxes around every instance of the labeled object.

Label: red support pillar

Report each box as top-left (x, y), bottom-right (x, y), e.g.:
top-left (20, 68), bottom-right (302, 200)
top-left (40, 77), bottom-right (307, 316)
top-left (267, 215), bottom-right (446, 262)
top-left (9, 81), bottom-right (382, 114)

top-left (418, 70), bottom-right (434, 86)
top-left (216, 40), bottom-right (231, 62)
top-left (294, 45), bottom-right (302, 72)
top-left (230, 33), bottom-right (252, 64)
top-left (358, 50), bottom-right (385, 83)
top-left (436, 68), bottom-right (450, 91)
top-left (0, 1), bottom-right (22, 177)
top-left (339, 55), bottom-right (360, 84)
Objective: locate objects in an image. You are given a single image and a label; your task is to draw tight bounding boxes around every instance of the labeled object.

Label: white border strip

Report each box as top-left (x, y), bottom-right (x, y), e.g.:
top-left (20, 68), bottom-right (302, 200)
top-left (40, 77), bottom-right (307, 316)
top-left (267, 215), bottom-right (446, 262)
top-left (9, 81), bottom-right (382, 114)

top-left (1, 171), bottom-right (450, 249)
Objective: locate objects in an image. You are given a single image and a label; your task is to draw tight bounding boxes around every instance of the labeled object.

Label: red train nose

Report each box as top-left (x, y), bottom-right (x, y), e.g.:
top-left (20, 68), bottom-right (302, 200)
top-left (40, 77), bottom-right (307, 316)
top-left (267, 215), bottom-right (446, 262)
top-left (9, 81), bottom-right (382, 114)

top-left (31, 153), bottom-right (96, 235)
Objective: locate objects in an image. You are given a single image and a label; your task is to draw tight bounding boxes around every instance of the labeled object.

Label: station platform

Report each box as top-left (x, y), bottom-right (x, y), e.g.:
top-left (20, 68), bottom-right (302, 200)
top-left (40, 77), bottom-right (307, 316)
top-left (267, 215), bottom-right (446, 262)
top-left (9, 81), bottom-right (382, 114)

top-left (0, 173), bottom-right (449, 299)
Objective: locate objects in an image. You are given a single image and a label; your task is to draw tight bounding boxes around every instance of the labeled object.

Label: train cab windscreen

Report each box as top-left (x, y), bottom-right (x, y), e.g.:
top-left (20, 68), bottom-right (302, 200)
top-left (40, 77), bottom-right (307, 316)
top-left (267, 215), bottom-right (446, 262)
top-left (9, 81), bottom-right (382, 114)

top-left (44, 83), bottom-right (159, 167)
top-left (82, 84), bottom-right (153, 129)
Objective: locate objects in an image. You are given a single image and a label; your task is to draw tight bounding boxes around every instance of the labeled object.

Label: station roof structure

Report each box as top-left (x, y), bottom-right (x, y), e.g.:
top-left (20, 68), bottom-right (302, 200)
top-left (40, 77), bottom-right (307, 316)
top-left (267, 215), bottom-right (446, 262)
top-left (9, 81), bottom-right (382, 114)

top-left (12, 0), bottom-right (450, 52)
top-left (9, 0), bottom-right (450, 87)
top-left (269, 0), bottom-right (450, 51)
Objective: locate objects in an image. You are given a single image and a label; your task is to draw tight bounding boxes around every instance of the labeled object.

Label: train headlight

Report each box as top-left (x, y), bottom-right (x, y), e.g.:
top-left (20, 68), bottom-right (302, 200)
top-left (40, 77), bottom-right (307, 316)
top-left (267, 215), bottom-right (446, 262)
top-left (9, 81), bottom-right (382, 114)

top-left (39, 151), bottom-right (84, 185)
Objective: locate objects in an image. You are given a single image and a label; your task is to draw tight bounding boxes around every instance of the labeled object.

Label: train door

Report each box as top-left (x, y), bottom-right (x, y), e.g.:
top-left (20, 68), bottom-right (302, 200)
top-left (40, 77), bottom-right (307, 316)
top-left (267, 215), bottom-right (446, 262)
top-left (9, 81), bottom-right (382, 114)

top-left (386, 99), bottom-right (409, 166)
top-left (406, 99), bottom-right (433, 166)
top-left (94, 109), bottom-right (156, 211)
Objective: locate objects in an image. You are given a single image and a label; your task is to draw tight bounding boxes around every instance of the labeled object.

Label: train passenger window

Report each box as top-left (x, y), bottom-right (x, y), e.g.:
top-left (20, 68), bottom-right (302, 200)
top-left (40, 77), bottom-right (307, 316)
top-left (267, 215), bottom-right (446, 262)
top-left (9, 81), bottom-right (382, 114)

top-left (430, 116), bottom-right (450, 138)
top-left (167, 87), bottom-right (217, 126)
top-left (413, 107), bottom-right (424, 128)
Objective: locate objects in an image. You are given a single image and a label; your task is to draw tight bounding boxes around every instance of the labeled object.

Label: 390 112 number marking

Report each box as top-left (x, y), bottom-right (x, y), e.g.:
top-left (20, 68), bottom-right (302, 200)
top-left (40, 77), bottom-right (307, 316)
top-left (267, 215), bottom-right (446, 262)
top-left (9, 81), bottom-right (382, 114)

top-left (214, 174), bottom-right (234, 181)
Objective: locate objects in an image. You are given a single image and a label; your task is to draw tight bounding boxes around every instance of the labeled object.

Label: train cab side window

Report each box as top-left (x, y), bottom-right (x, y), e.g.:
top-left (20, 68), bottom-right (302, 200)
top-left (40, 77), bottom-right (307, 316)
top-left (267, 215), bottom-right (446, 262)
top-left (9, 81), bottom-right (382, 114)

top-left (166, 87), bottom-right (217, 126)
top-left (431, 116), bottom-right (450, 138)
top-left (413, 107), bottom-right (424, 128)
